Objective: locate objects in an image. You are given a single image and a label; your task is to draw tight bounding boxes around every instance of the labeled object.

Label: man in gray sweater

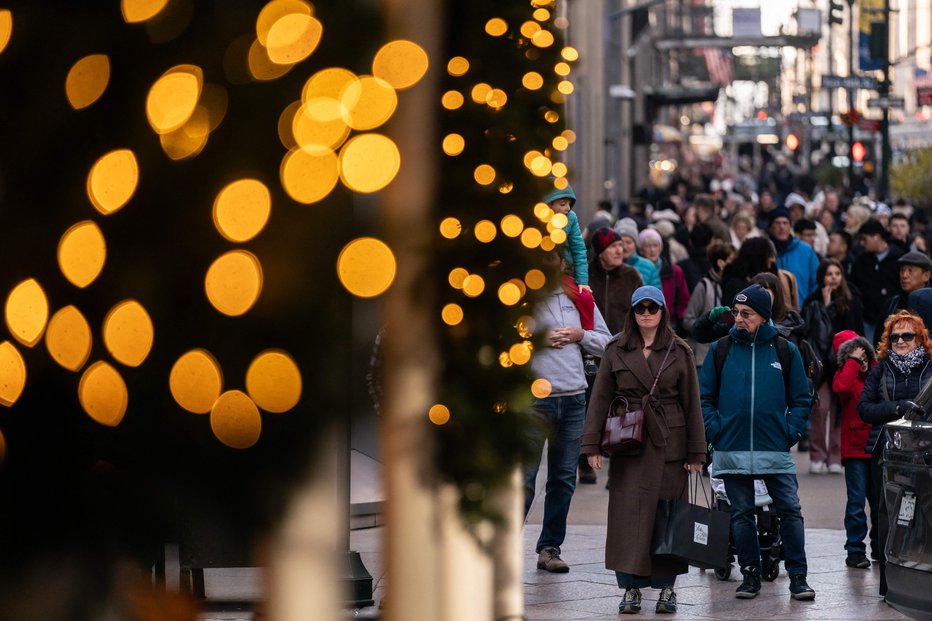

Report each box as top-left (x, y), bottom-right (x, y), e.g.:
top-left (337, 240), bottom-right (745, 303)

top-left (526, 250), bottom-right (612, 573)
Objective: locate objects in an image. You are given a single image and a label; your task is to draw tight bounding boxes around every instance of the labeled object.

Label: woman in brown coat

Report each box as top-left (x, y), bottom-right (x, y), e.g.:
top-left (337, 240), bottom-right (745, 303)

top-left (581, 285), bottom-right (707, 614)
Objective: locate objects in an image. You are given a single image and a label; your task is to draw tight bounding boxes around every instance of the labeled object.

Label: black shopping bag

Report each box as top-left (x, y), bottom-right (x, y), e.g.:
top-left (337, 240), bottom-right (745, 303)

top-left (650, 474), bottom-right (730, 570)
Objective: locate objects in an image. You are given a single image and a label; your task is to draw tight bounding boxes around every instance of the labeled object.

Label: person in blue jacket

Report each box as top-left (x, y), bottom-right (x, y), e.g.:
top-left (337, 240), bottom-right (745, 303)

top-left (767, 206), bottom-right (819, 302)
top-left (699, 284), bottom-right (816, 602)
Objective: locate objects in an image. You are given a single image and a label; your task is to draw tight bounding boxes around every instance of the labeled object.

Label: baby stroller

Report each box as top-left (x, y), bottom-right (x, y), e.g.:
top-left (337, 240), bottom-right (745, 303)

top-left (709, 474), bottom-right (784, 582)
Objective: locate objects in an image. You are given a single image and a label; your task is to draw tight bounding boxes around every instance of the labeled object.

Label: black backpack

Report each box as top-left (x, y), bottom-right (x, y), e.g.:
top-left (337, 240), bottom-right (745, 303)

top-left (711, 334), bottom-right (821, 401)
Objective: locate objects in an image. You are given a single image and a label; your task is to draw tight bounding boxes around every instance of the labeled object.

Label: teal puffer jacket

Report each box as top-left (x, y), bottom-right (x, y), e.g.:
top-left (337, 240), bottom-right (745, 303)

top-left (699, 323), bottom-right (812, 475)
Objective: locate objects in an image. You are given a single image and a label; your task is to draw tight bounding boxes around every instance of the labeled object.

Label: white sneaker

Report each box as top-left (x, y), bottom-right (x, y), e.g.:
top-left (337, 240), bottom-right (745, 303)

top-left (828, 463), bottom-right (843, 474)
top-left (809, 461), bottom-right (827, 474)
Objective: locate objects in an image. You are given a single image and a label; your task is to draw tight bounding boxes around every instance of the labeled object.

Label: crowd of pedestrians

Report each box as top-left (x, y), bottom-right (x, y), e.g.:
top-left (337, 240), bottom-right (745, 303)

top-left (522, 173), bottom-right (932, 614)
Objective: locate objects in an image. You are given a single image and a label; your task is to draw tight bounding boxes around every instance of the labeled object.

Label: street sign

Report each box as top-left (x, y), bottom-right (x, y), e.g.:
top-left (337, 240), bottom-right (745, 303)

top-left (821, 74), bottom-right (879, 89)
top-left (867, 97), bottom-right (905, 109)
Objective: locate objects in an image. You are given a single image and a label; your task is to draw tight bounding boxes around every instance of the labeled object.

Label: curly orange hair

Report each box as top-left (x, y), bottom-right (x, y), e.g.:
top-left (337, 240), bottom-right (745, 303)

top-left (876, 310), bottom-right (932, 359)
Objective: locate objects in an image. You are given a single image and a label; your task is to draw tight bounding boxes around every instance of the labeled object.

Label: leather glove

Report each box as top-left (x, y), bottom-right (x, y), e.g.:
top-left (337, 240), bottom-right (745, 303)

top-left (708, 306), bottom-right (731, 322)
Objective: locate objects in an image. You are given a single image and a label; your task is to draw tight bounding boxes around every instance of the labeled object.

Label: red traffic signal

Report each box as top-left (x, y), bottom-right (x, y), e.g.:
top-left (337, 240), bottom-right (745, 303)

top-left (852, 141), bottom-right (866, 162)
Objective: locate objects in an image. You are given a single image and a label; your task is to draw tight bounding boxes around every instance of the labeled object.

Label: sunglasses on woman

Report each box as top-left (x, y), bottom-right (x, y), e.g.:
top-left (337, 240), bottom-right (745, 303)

top-left (890, 332), bottom-right (916, 343)
top-left (634, 302), bottom-right (661, 315)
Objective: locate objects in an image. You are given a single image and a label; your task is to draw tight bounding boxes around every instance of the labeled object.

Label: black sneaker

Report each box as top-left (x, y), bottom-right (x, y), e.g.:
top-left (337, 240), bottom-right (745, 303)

top-left (789, 574), bottom-right (816, 600)
top-left (619, 588), bottom-right (641, 614)
top-left (846, 553), bottom-right (871, 568)
top-left (655, 587), bottom-right (677, 613)
top-left (735, 566), bottom-right (761, 599)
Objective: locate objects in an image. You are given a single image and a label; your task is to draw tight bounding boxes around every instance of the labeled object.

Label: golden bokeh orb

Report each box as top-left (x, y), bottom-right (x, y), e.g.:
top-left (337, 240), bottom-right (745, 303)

top-left (213, 179), bottom-right (272, 243)
top-left (246, 349), bottom-right (302, 413)
top-left (170, 349), bottom-right (224, 414)
top-left (102, 300), bottom-right (154, 368)
top-left (45, 306), bottom-right (92, 372)
top-left (65, 54), bottom-right (111, 110)
top-left (339, 134), bottom-right (400, 193)
top-left (428, 404), bottom-right (451, 425)
top-left (0, 341), bottom-right (26, 407)
top-left (5, 279), bottom-right (48, 348)
top-left (210, 390), bottom-right (262, 449)
top-left (87, 149), bottom-right (139, 215)
top-left (337, 237), bottom-right (396, 298)
top-left (79, 361), bottom-right (128, 427)
top-left (205, 250), bottom-right (264, 316)
top-left (372, 40), bottom-right (428, 90)
top-left (58, 221), bottom-right (106, 289)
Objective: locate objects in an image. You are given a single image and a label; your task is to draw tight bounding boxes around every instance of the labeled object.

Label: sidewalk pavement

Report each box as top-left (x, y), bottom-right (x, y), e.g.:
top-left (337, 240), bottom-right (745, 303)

top-left (197, 450), bottom-right (908, 620)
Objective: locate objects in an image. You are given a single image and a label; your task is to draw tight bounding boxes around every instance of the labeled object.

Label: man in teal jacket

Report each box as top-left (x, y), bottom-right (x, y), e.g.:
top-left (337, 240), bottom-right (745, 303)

top-left (699, 284), bottom-right (816, 601)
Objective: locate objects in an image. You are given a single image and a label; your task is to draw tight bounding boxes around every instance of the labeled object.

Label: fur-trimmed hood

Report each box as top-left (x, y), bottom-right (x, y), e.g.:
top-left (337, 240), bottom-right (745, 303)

top-left (836, 335), bottom-right (876, 367)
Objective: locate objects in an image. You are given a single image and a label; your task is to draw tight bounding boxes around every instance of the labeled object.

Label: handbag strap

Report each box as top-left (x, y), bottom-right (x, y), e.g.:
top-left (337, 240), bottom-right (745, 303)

top-left (646, 339), bottom-right (676, 399)
top-left (689, 472), bottom-right (713, 508)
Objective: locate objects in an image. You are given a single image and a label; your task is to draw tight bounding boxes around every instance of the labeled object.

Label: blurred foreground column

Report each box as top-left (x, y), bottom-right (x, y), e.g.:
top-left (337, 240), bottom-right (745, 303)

top-left (267, 435), bottom-right (342, 620)
top-left (380, 1), bottom-right (522, 620)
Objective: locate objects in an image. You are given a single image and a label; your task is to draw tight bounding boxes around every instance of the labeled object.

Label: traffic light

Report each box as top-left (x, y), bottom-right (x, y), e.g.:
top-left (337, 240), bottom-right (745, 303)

top-left (785, 133), bottom-right (800, 151)
top-left (829, 0), bottom-right (845, 25)
top-left (852, 141), bottom-right (866, 162)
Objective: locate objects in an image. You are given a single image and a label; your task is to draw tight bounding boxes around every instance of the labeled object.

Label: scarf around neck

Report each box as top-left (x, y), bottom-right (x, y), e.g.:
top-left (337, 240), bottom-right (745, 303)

top-left (888, 347), bottom-right (928, 375)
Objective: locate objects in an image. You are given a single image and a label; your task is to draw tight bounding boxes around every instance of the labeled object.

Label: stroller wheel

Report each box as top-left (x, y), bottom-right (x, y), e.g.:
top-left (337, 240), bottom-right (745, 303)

top-left (714, 564), bottom-right (732, 581)
top-left (762, 558), bottom-right (780, 582)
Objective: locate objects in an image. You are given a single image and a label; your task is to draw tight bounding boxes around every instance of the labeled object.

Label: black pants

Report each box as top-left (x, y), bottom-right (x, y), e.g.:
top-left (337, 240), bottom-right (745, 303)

top-left (869, 451), bottom-right (888, 596)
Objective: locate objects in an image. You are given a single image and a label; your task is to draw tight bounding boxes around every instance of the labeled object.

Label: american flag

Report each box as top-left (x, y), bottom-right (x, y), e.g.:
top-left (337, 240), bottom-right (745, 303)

top-left (703, 48), bottom-right (733, 86)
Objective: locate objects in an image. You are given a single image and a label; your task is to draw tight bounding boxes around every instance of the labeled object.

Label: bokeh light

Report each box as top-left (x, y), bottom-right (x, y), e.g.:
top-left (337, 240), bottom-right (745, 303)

top-left (532, 30), bottom-right (554, 47)
top-left (557, 80), bottom-right (574, 95)
top-left (45, 306), bottom-right (92, 372)
top-left (341, 75), bottom-right (397, 130)
top-left (145, 65), bottom-right (203, 134)
top-left (248, 38), bottom-right (293, 81)
top-left (485, 88), bottom-right (507, 109)
top-left (530, 156), bottom-right (552, 177)
top-left (256, 0), bottom-right (313, 46)
top-left (552, 136), bottom-right (569, 151)
top-left (474, 164), bottom-right (496, 185)
top-left (441, 303), bottom-right (464, 326)
top-left (555, 61), bottom-right (571, 76)
top-left (439, 217), bottom-right (462, 239)
top-left (550, 229), bottom-right (567, 244)
top-left (470, 83), bottom-right (492, 104)
top-left (5, 278), bottom-right (48, 347)
top-left (509, 342), bottom-right (532, 365)
top-left (442, 133), bottom-right (465, 156)
top-left (277, 100), bottom-right (302, 148)
top-left (0, 341), bottom-right (26, 407)
top-left (485, 18), bottom-right (507, 36)
top-left (428, 404), bottom-right (451, 425)
top-left (520, 228), bottom-right (543, 248)
top-left (294, 98), bottom-right (350, 149)
top-left (246, 349), bottom-right (302, 413)
top-left (448, 268), bottom-right (469, 289)
top-left (552, 162), bottom-right (568, 177)
top-left (280, 146), bottom-right (339, 203)
top-left (159, 106), bottom-right (210, 160)
top-left (102, 300), bottom-right (154, 367)
top-left (213, 179), bottom-right (271, 243)
top-left (79, 361), bottom-right (128, 427)
top-left (550, 213), bottom-right (568, 229)
top-left (302, 66), bottom-right (356, 102)
top-left (520, 21), bottom-right (541, 38)
top-left (87, 149), bottom-right (139, 215)
top-left (533, 8), bottom-right (550, 21)
top-left (170, 349), bottom-right (223, 414)
top-left (522, 72), bottom-right (544, 90)
top-left (0, 10), bottom-right (11, 56)
top-left (447, 56), bottom-right (469, 76)
top-left (337, 237), bottom-right (396, 298)
top-left (561, 46), bottom-right (579, 61)
top-left (372, 40), bottom-right (428, 90)
top-left (498, 283), bottom-right (521, 306)
top-left (205, 250), bottom-right (264, 316)
top-left (121, 0), bottom-right (169, 23)
top-left (58, 220), bottom-right (106, 288)
top-left (474, 220), bottom-right (497, 243)
top-left (339, 133), bottom-right (400, 193)
top-left (531, 378), bottom-right (553, 398)
top-left (441, 90), bottom-right (464, 110)
top-left (210, 390), bottom-right (262, 449)
top-left (65, 54), bottom-right (110, 110)
top-left (525, 269), bottom-right (546, 290)
top-left (462, 274), bottom-right (485, 297)
top-left (501, 215), bottom-right (523, 237)
top-left (265, 13), bottom-right (322, 65)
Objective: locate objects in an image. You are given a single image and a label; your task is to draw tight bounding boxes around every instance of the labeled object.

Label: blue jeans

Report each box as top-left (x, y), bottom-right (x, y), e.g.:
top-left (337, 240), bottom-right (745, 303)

top-left (615, 571), bottom-right (675, 589)
top-left (721, 473), bottom-right (808, 576)
top-left (523, 393), bottom-right (586, 553)
top-left (843, 458), bottom-right (876, 554)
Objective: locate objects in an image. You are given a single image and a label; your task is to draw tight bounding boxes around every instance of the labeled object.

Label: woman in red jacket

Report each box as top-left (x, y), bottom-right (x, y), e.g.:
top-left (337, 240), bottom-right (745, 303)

top-left (831, 329), bottom-right (877, 570)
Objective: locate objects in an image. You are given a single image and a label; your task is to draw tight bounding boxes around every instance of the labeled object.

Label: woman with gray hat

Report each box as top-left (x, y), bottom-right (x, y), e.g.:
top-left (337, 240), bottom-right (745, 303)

top-left (581, 286), bottom-right (706, 614)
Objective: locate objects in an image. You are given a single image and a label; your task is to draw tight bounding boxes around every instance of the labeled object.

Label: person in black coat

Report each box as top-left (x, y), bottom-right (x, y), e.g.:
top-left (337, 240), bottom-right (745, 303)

top-left (848, 219), bottom-right (905, 343)
top-left (857, 310), bottom-right (932, 598)
top-left (800, 258), bottom-right (865, 474)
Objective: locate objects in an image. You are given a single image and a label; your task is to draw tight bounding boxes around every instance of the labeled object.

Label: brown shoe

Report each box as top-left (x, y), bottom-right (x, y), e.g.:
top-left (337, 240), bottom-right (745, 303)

top-left (537, 547), bottom-right (569, 573)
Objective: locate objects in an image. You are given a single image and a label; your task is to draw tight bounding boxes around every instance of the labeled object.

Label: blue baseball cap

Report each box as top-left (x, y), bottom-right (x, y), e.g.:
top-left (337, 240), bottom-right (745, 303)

top-left (631, 285), bottom-right (665, 308)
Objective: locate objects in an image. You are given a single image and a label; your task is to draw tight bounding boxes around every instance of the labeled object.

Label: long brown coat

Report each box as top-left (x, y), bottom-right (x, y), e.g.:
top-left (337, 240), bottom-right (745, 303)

top-left (580, 329), bottom-right (707, 577)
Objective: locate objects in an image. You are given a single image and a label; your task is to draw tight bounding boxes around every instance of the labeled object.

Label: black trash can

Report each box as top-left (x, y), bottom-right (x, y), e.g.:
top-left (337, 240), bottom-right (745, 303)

top-left (883, 418), bottom-right (932, 621)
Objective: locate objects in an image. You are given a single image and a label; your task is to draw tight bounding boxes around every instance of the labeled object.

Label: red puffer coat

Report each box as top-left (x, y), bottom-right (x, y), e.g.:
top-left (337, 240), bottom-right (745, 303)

top-left (832, 333), bottom-right (875, 460)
